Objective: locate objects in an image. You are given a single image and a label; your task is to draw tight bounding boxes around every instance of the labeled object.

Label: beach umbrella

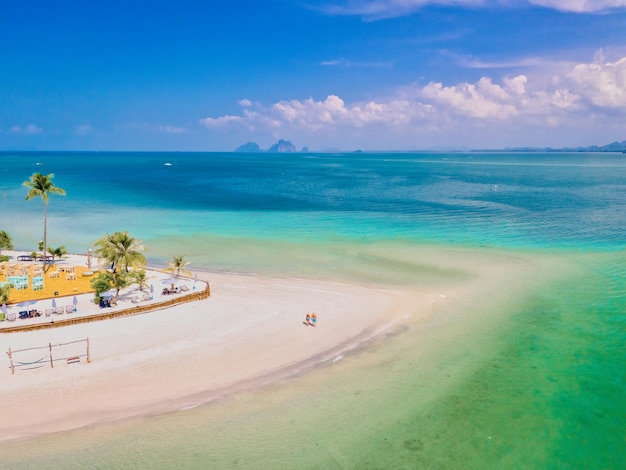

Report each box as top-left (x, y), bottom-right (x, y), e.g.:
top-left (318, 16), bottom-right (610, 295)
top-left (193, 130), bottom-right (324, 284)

top-left (1, 304), bottom-right (6, 315)
top-left (17, 300), bottom-right (37, 307)
top-left (73, 295), bottom-right (78, 312)
top-left (150, 283), bottom-right (154, 300)
top-left (102, 289), bottom-right (116, 299)
top-left (193, 273), bottom-right (198, 290)
top-left (51, 298), bottom-right (56, 308)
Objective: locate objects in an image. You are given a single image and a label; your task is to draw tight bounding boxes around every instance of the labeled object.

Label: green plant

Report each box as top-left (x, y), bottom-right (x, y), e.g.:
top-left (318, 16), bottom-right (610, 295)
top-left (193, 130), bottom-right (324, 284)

top-left (0, 283), bottom-right (12, 303)
top-left (163, 255), bottom-right (192, 278)
top-left (129, 269), bottom-right (149, 291)
top-left (23, 173), bottom-right (66, 272)
top-left (90, 272), bottom-right (113, 303)
top-left (94, 231), bottom-right (146, 273)
top-left (0, 230), bottom-right (13, 254)
top-left (48, 245), bottom-right (68, 263)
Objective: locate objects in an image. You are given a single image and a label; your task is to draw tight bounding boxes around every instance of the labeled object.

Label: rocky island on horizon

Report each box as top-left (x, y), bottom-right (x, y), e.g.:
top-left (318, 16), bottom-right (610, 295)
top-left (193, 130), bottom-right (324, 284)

top-left (235, 139), bottom-right (307, 153)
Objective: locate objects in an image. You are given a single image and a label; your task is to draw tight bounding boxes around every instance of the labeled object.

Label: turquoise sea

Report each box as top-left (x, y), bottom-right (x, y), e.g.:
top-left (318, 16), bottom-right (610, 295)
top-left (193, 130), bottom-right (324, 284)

top-left (0, 151), bottom-right (625, 468)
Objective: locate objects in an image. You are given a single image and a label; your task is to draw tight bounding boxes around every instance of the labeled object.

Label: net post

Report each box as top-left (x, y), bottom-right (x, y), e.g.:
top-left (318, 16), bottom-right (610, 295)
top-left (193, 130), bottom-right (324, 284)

top-left (7, 348), bottom-right (15, 375)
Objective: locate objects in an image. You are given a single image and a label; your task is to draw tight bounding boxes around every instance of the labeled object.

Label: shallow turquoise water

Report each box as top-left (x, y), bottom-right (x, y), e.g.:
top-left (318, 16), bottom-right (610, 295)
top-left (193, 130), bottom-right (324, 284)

top-left (0, 152), bottom-right (624, 468)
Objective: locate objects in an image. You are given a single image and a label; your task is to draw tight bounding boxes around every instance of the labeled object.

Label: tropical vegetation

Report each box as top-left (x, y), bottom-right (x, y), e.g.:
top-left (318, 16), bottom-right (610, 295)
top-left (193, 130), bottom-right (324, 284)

top-left (23, 173), bottom-right (66, 271)
top-left (48, 245), bottom-right (68, 264)
top-left (90, 272), bottom-right (113, 303)
top-left (94, 231), bottom-right (146, 273)
top-left (0, 230), bottom-right (13, 254)
top-left (0, 283), bottom-right (11, 303)
top-left (129, 269), bottom-right (149, 291)
top-left (163, 255), bottom-right (191, 278)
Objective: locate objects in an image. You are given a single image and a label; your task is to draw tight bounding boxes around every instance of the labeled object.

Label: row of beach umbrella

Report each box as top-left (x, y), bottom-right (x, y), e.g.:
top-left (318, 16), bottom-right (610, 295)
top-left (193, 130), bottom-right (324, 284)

top-left (1, 295), bottom-right (79, 315)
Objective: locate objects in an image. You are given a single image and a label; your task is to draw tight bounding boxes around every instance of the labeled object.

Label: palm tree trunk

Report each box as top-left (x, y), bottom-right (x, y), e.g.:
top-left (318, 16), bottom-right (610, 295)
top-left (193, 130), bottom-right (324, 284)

top-left (42, 201), bottom-right (47, 272)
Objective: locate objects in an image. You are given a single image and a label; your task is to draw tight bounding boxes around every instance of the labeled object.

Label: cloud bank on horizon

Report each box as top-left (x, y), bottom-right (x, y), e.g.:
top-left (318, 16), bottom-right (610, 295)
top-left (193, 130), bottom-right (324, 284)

top-left (1, 1), bottom-right (625, 150)
top-left (201, 55), bottom-right (626, 141)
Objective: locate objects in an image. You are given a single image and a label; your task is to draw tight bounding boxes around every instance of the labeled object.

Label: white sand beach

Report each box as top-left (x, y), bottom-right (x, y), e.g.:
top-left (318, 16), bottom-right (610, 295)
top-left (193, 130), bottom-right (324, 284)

top-left (0, 259), bottom-right (426, 442)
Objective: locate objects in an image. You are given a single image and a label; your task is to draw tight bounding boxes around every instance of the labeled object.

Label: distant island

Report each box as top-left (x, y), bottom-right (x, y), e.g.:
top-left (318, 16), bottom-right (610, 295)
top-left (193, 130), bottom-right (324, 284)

top-left (234, 139), bottom-right (307, 153)
top-left (485, 140), bottom-right (626, 153)
top-left (232, 139), bottom-right (626, 154)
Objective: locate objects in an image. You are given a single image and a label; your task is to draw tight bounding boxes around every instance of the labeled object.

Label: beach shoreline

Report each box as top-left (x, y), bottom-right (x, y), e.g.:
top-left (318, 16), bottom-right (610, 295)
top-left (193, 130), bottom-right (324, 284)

top-left (0, 264), bottom-right (424, 443)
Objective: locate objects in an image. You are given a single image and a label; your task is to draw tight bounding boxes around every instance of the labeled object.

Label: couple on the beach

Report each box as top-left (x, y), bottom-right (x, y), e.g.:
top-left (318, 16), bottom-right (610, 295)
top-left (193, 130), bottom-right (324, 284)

top-left (304, 313), bottom-right (317, 327)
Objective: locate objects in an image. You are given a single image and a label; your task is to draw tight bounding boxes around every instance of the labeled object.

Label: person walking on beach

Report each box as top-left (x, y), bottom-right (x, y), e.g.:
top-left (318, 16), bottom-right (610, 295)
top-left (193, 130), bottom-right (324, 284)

top-left (311, 313), bottom-right (317, 327)
top-left (304, 313), bottom-right (311, 326)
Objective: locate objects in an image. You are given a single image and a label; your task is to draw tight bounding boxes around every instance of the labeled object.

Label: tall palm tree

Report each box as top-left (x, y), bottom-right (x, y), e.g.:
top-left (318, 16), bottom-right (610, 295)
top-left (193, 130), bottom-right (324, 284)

top-left (94, 231), bottom-right (146, 273)
top-left (164, 255), bottom-right (192, 278)
top-left (23, 173), bottom-right (66, 271)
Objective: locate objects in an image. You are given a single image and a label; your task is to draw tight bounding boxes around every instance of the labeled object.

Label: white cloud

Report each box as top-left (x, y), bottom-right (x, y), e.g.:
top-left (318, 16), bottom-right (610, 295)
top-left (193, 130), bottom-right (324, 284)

top-left (317, 0), bottom-right (626, 19)
top-left (199, 115), bottom-right (246, 127)
top-left (320, 58), bottom-right (393, 68)
top-left (127, 123), bottom-right (188, 134)
top-left (9, 124), bottom-right (43, 135)
top-left (319, 0), bottom-right (488, 20)
top-left (74, 124), bottom-right (92, 135)
top-left (201, 95), bottom-right (433, 133)
top-left (422, 77), bottom-right (520, 118)
top-left (567, 57), bottom-right (626, 107)
top-left (198, 53), bottom-right (626, 145)
top-left (528, 0), bottom-right (626, 13)
top-left (158, 125), bottom-right (187, 134)
top-left (238, 99), bottom-right (252, 107)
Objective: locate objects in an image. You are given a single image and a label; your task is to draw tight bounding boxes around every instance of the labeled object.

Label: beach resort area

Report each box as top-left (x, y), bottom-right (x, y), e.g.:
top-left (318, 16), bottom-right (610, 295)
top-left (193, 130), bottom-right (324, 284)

top-left (0, 251), bottom-right (208, 329)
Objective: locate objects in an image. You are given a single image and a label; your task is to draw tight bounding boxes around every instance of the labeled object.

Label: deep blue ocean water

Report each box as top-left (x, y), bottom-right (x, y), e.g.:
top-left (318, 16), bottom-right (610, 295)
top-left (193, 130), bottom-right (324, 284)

top-left (2, 151), bottom-right (625, 254)
top-left (0, 151), bottom-right (624, 469)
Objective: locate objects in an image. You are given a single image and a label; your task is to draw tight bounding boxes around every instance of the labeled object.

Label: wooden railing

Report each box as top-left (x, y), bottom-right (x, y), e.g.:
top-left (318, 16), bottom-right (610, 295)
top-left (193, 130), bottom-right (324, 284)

top-left (0, 282), bottom-right (211, 334)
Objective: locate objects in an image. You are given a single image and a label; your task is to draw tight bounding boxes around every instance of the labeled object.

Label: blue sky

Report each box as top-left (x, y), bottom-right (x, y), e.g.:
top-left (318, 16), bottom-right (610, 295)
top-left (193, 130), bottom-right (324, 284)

top-left (1, 0), bottom-right (626, 151)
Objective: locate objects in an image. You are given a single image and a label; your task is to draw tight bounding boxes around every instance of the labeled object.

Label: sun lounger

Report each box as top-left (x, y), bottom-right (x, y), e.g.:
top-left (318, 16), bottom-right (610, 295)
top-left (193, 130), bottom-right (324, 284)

top-left (65, 305), bottom-right (74, 313)
top-left (45, 309), bottom-right (53, 316)
top-left (142, 292), bottom-right (151, 301)
top-left (179, 285), bottom-right (189, 292)
top-left (6, 312), bottom-right (16, 321)
top-left (131, 296), bottom-right (140, 303)
top-left (19, 311), bottom-right (29, 319)
top-left (54, 306), bottom-right (65, 314)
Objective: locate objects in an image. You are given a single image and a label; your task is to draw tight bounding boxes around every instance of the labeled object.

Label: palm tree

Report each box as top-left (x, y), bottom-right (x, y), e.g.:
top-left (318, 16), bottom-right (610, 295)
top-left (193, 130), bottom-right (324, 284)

top-left (94, 231), bottom-right (146, 273)
top-left (109, 271), bottom-right (129, 302)
top-left (129, 269), bottom-right (149, 291)
top-left (0, 230), bottom-right (13, 254)
top-left (48, 245), bottom-right (68, 264)
top-left (23, 173), bottom-right (66, 271)
top-left (164, 255), bottom-right (192, 278)
top-left (0, 284), bottom-right (11, 304)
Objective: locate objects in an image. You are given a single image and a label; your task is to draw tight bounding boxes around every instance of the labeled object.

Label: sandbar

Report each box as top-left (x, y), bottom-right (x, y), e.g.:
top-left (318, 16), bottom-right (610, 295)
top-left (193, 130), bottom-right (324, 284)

top-left (0, 267), bottom-right (421, 442)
